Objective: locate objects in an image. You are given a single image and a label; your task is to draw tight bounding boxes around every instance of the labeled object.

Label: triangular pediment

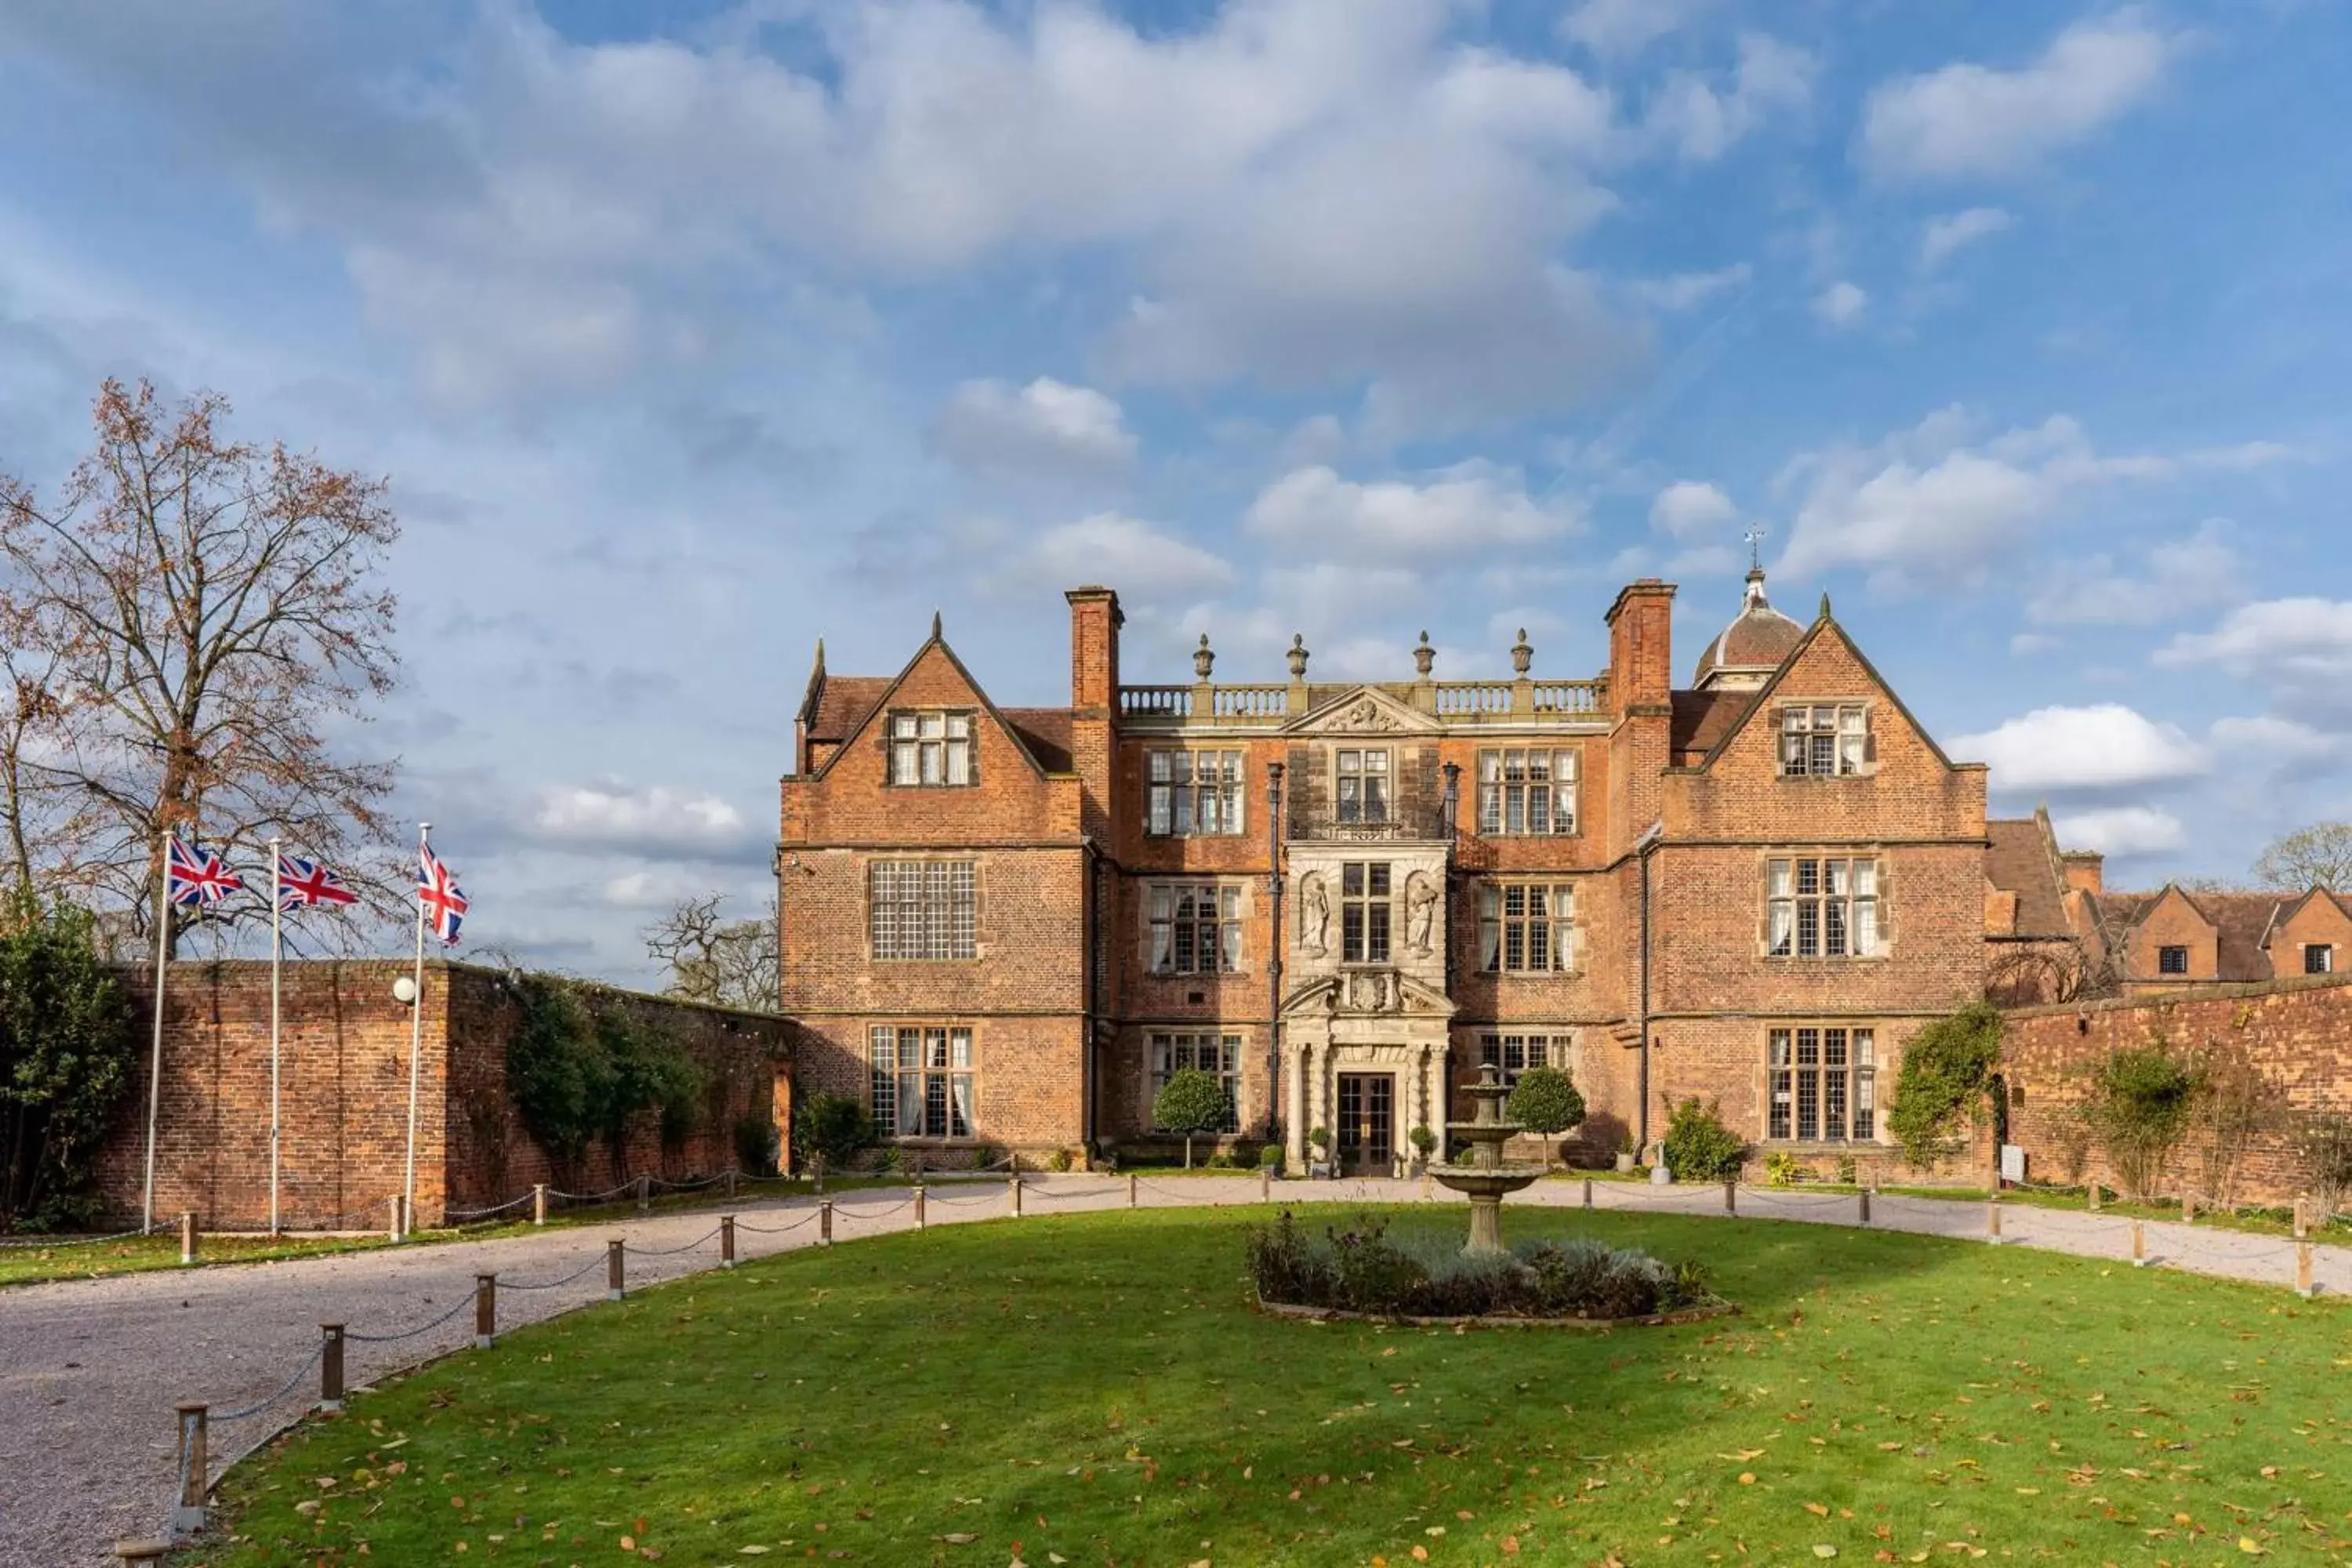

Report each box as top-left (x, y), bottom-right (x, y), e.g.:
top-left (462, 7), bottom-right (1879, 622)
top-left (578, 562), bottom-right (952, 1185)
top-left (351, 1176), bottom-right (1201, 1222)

top-left (1279, 969), bottom-right (1457, 1019)
top-left (1282, 684), bottom-right (1428, 737)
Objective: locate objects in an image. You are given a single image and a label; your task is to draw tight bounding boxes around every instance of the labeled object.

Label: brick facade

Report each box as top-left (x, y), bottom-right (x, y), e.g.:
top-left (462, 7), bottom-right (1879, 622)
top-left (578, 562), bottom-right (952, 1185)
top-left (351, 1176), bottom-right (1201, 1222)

top-left (782, 569), bottom-right (2042, 1174)
top-left (97, 960), bottom-right (786, 1229)
top-left (1999, 973), bottom-right (2352, 1206)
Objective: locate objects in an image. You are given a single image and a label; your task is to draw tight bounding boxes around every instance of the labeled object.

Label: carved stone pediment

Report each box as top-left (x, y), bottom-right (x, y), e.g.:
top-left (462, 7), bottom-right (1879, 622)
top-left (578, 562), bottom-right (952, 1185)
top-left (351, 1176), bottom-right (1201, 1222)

top-left (1283, 684), bottom-right (1425, 737)
top-left (1279, 967), bottom-right (1457, 1020)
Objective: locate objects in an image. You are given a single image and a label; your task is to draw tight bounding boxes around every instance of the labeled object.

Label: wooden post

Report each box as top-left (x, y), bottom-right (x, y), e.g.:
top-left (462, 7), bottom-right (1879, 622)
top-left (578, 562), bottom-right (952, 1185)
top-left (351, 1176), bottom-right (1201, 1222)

top-left (112, 1539), bottom-right (172, 1565)
top-left (2292, 1196), bottom-right (2308, 1240)
top-left (1723, 1180), bottom-right (1737, 1215)
top-left (1985, 1198), bottom-right (2003, 1243)
top-left (532, 1184), bottom-right (547, 1226)
top-left (473, 1273), bottom-right (497, 1349)
top-left (812, 1152), bottom-right (825, 1195)
top-left (1581, 1178), bottom-right (1592, 1210)
top-left (387, 1195), bottom-right (403, 1242)
top-left (1858, 1189), bottom-right (1871, 1225)
top-left (605, 1239), bottom-right (625, 1301)
top-left (913, 1186), bottom-right (927, 1230)
top-left (637, 1174), bottom-right (652, 1214)
top-left (819, 1200), bottom-right (833, 1246)
top-left (1128, 1173), bottom-right (1138, 1208)
top-left (2087, 1180), bottom-right (2101, 1212)
top-left (720, 1214), bottom-right (737, 1267)
top-left (178, 1212), bottom-right (197, 1266)
top-left (2296, 1240), bottom-right (2315, 1298)
top-left (725, 1168), bottom-right (739, 1202)
top-left (172, 1402), bottom-right (209, 1535)
top-left (319, 1324), bottom-right (345, 1410)
top-left (2182, 1192), bottom-right (2194, 1224)
top-left (1261, 1166), bottom-right (1272, 1202)
top-left (1010, 1174), bottom-right (1023, 1217)
top-left (2132, 1218), bottom-right (2148, 1267)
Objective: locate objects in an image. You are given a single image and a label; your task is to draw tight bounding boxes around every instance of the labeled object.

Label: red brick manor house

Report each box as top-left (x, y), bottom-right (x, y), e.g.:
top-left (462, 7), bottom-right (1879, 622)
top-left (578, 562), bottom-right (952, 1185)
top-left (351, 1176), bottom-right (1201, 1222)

top-left (779, 572), bottom-right (2347, 1174)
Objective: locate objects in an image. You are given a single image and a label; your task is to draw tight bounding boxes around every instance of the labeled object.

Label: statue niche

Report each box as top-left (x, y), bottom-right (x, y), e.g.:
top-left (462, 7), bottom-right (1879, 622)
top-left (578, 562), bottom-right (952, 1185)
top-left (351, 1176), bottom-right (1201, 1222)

top-left (1298, 872), bottom-right (1330, 956)
top-left (1404, 870), bottom-right (1439, 956)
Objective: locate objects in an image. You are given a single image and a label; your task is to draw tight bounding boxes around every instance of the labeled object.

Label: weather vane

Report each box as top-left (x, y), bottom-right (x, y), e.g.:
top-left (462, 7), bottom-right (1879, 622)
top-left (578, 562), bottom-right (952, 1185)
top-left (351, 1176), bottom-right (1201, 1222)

top-left (1744, 524), bottom-right (1767, 572)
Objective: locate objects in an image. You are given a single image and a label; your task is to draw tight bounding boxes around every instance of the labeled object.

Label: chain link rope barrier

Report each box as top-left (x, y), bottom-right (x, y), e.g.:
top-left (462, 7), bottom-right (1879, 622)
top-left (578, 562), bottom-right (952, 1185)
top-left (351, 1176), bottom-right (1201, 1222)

top-left (732, 1210), bottom-right (821, 1236)
top-left (209, 1342), bottom-right (331, 1424)
top-left (344, 1293), bottom-right (481, 1345)
top-left (626, 1228), bottom-right (724, 1258)
top-left (502, 1252), bottom-right (614, 1292)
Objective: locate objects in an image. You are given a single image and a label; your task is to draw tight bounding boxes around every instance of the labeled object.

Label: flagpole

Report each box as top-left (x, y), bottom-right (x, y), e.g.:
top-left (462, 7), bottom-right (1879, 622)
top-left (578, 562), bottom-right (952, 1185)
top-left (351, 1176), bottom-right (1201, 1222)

top-left (403, 822), bottom-right (429, 1235)
top-left (269, 837), bottom-right (283, 1238)
top-left (141, 831), bottom-right (171, 1236)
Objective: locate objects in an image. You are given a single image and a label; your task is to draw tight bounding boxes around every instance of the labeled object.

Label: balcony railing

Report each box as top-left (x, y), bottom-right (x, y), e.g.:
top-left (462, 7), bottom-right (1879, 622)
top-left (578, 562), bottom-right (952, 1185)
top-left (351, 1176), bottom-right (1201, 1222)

top-left (1115, 676), bottom-right (1606, 724)
top-left (1287, 806), bottom-right (1454, 843)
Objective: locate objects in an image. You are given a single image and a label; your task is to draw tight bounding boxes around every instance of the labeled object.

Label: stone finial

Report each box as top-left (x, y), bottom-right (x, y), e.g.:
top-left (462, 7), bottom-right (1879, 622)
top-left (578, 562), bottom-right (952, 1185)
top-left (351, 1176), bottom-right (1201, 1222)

top-left (812, 636), bottom-right (826, 675)
top-left (931, 608), bottom-right (944, 641)
top-left (1287, 633), bottom-right (1309, 679)
top-left (1817, 591), bottom-right (1832, 622)
top-left (1413, 630), bottom-right (1435, 677)
top-left (1510, 627), bottom-right (1534, 676)
top-left (1192, 632), bottom-right (1215, 681)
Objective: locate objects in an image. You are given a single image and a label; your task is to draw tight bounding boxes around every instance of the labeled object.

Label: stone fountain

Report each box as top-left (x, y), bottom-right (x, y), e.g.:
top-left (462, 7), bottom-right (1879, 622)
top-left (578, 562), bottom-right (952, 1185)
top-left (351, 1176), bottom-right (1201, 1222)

top-left (1428, 1061), bottom-right (1544, 1253)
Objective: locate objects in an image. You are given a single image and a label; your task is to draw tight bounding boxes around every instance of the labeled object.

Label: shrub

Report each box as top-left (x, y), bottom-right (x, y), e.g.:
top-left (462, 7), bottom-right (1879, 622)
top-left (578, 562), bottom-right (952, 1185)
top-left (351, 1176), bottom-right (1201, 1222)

top-left (1154, 1068), bottom-right (1229, 1168)
top-left (1245, 1211), bottom-right (1711, 1320)
top-left (506, 976), bottom-right (706, 1181)
top-left (1661, 1098), bottom-right (1743, 1183)
top-left (2294, 1110), bottom-right (2352, 1220)
top-left (0, 893), bottom-right (136, 1231)
top-left (2048, 1100), bottom-right (2095, 1185)
top-left (1763, 1150), bottom-right (1805, 1188)
top-left (2079, 1041), bottom-right (2203, 1202)
top-left (1204, 1150), bottom-right (1234, 1169)
top-left (732, 1112), bottom-right (779, 1178)
top-left (794, 1093), bottom-right (877, 1173)
top-left (971, 1143), bottom-right (1004, 1171)
top-left (1406, 1124), bottom-right (1437, 1161)
top-left (1047, 1147), bottom-right (1074, 1174)
top-left (1258, 1142), bottom-right (1283, 1170)
top-left (1507, 1068), bottom-right (1586, 1168)
top-left (1888, 1000), bottom-right (2002, 1168)
top-left (2189, 1038), bottom-right (2280, 1209)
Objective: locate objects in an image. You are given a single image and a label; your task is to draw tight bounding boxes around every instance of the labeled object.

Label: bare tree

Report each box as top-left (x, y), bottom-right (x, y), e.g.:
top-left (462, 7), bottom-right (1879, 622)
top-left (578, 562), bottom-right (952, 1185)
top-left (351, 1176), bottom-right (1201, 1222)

top-left (0, 379), bottom-right (402, 953)
top-left (2254, 822), bottom-right (2352, 891)
top-left (644, 895), bottom-right (778, 1012)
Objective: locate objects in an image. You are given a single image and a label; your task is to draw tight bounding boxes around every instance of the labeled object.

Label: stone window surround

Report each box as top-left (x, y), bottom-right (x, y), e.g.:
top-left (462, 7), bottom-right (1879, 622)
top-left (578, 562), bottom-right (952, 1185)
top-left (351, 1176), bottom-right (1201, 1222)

top-left (2304, 943), bottom-right (2333, 975)
top-left (1475, 746), bottom-right (1581, 837)
top-left (1148, 1030), bottom-right (1244, 1134)
top-left (1145, 747), bottom-right (1247, 837)
top-left (1778, 699), bottom-right (1875, 779)
top-left (1762, 851), bottom-right (1887, 961)
top-left (1477, 880), bottom-right (1580, 975)
top-left (868, 858), bottom-right (979, 961)
top-left (1334, 745), bottom-right (1392, 825)
top-left (885, 709), bottom-right (977, 787)
top-left (1763, 1022), bottom-right (1879, 1145)
top-left (1476, 1029), bottom-right (1573, 1088)
top-left (2157, 944), bottom-right (2190, 975)
top-left (869, 1022), bottom-right (977, 1142)
top-left (1144, 879), bottom-right (1249, 977)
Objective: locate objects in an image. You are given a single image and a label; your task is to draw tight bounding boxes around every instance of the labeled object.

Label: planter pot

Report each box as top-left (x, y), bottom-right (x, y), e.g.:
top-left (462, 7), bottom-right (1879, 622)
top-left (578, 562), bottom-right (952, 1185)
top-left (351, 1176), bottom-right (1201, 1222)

top-left (1649, 1162), bottom-right (1674, 1185)
top-left (1614, 1152), bottom-right (1636, 1173)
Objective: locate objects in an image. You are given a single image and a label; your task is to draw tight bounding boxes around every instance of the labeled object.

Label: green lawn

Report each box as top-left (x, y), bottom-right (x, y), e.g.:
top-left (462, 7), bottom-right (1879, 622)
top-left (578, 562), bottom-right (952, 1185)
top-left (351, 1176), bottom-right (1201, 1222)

top-left (195, 1206), bottom-right (2352, 1566)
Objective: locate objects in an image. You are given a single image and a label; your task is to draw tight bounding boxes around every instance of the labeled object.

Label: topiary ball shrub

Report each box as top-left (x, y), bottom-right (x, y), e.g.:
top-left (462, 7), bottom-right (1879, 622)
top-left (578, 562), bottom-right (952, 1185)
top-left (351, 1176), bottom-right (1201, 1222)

top-left (1661, 1097), bottom-right (1744, 1183)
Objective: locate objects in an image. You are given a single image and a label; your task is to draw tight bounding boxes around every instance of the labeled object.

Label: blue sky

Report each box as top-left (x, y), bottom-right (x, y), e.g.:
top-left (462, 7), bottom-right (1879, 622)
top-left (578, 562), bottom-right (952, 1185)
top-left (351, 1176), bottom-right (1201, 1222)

top-left (2, 0), bottom-right (2347, 983)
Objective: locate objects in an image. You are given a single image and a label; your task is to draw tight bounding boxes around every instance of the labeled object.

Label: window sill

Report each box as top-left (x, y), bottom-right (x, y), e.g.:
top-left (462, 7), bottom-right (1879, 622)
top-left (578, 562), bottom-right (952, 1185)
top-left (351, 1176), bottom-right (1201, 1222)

top-left (1761, 954), bottom-right (1889, 964)
top-left (1757, 1138), bottom-right (1885, 1152)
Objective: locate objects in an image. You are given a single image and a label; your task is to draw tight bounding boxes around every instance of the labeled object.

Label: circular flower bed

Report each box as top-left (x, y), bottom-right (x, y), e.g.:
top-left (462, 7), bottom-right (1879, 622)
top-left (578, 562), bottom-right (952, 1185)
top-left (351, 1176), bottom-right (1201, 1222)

top-left (1246, 1210), bottom-right (1731, 1326)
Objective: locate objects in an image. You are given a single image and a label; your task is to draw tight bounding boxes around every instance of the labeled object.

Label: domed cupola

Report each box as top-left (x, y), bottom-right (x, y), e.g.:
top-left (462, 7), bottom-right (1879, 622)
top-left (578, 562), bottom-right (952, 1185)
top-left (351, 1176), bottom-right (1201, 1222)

top-left (1692, 565), bottom-right (1804, 691)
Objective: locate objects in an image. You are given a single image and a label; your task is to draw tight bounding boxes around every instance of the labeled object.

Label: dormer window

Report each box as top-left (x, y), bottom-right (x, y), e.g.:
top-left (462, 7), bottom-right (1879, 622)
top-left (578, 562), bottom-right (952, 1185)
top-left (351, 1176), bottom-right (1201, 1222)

top-left (889, 710), bottom-right (975, 786)
top-left (1780, 704), bottom-right (1867, 777)
top-left (2308, 944), bottom-right (2336, 975)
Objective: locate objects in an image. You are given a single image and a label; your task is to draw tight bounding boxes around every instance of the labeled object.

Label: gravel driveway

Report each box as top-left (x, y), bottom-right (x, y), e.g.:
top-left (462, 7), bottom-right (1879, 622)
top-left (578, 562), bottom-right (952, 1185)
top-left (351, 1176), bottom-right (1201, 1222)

top-left (2, 1173), bottom-right (2339, 1566)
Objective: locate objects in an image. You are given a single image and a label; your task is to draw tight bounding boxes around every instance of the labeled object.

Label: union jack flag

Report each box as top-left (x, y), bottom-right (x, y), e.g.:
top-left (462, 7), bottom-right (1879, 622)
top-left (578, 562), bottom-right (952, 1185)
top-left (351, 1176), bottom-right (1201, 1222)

top-left (417, 843), bottom-right (467, 945)
top-left (277, 852), bottom-right (359, 910)
top-left (165, 837), bottom-right (245, 906)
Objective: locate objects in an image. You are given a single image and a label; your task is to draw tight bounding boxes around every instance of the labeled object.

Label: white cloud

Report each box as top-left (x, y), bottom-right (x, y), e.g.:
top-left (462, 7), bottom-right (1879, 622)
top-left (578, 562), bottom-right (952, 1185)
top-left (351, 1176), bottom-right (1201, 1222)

top-left (1813, 281), bottom-right (1867, 327)
top-left (1949, 703), bottom-right (2208, 792)
top-left (2009, 631), bottom-right (2060, 656)
top-left (2156, 598), bottom-right (2352, 720)
top-left (1776, 408), bottom-right (2188, 588)
top-left (1243, 461), bottom-right (1581, 561)
top-left (2210, 714), bottom-right (2350, 776)
top-left (1919, 206), bottom-right (2014, 270)
top-left (1642, 34), bottom-right (1816, 162)
top-left (2053, 805), bottom-right (2187, 858)
top-left (935, 376), bottom-right (1136, 483)
top-left (1650, 480), bottom-right (1737, 537)
top-left (1027, 514), bottom-right (1236, 603)
top-left (530, 782), bottom-right (760, 860)
top-left (2025, 520), bottom-right (2244, 626)
top-left (1632, 263), bottom-right (1751, 311)
top-left (1859, 11), bottom-right (2176, 182)
top-left (1560, 0), bottom-right (1717, 59)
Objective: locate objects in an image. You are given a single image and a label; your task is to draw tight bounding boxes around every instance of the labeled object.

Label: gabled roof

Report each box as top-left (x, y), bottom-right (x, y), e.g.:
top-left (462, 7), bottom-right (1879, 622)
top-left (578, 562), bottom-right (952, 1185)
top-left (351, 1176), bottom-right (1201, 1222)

top-left (803, 625), bottom-right (1062, 782)
top-left (1000, 707), bottom-right (1075, 774)
top-left (1669, 689), bottom-right (1754, 765)
top-left (1685, 597), bottom-right (1966, 772)
top-left (2093, 884), bottom-right (2313, 982)
top-left (2270, 886), bottom-right (2352, 932)
top-left (1986, 814), bottom-right (2072, 936)
top-left (804, 675), bottom-right (894, 742)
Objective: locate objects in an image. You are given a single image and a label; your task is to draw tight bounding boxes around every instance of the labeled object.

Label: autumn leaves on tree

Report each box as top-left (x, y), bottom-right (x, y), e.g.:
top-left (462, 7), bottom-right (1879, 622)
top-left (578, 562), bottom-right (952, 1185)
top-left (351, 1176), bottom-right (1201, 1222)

top-left (0, 379), bottom-right (402, 953)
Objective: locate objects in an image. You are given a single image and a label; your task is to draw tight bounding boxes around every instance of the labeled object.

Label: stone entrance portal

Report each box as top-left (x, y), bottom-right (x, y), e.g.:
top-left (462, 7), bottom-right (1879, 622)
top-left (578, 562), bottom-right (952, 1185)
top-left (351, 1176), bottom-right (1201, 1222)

top-left (1282, 966), bottom-right (1454, 1174)
top-left (1336, 1073), bottom-right (1394, 1171)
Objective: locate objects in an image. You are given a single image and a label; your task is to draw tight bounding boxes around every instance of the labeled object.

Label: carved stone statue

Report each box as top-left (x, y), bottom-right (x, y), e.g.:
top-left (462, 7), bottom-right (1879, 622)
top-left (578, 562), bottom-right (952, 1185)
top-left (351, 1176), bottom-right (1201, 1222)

top-left (1405, 871), bottom-right (1439, 955)
top-left (1299, 872), bottom-right (1329, 956)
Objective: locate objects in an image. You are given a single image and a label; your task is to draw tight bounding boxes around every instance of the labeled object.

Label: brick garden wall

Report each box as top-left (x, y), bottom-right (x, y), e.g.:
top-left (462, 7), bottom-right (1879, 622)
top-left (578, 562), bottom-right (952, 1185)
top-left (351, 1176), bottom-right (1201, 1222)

top-left (98, 960), bottom-right (786, 1229)
top-left (2000, 972), bottom-right (2352, 1206)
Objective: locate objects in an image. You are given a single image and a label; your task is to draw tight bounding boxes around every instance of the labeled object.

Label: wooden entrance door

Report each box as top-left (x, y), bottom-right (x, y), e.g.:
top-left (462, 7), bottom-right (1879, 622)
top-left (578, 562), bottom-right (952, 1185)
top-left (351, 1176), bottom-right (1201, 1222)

top-left (1337, 1073), bottom-right (1394, 1174)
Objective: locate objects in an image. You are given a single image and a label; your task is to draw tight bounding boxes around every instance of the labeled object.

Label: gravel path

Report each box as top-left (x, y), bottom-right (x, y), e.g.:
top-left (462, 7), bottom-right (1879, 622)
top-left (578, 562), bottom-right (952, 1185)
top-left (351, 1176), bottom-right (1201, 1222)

top-left (2, 1174), bottom-right (2340, 1566)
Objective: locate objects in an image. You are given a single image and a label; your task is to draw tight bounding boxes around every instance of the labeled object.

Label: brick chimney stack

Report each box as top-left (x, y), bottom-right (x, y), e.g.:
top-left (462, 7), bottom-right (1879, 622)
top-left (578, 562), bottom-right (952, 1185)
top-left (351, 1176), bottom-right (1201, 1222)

top-left (1066, 586), bottom-right (1122, 712)
top-left (1604, 579), bottom-right (1675, 709)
